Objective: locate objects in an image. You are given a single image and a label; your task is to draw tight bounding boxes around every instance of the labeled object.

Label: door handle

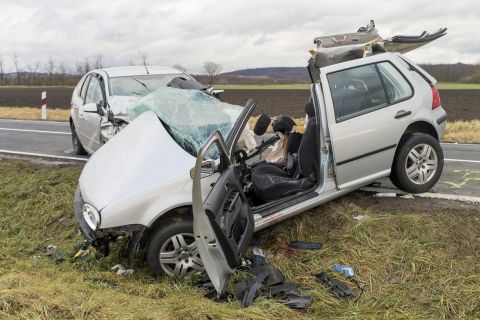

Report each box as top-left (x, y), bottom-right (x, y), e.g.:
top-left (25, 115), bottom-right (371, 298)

top-left (395, 110), bottom-right (412, 119)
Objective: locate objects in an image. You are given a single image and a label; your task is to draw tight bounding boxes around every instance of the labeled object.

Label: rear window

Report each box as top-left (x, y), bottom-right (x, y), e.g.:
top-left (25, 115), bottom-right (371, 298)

top-left (377, 62), bottom-right (413, 103)
top-left (327, 64), bottom-right (388, 122)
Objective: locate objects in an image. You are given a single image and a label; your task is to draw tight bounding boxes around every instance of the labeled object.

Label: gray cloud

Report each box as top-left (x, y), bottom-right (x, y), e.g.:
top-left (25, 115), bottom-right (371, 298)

top-left (0, 0), bottom-right (478, 74)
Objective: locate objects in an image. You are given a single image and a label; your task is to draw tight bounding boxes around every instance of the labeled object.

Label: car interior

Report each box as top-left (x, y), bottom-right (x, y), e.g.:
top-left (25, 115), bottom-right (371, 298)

top-left (230, 97), bottom-right (320, 215)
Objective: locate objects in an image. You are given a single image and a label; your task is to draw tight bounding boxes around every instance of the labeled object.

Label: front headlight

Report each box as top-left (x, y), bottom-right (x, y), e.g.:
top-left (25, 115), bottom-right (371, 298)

top-left (82, 203), bottom-right (101, 230)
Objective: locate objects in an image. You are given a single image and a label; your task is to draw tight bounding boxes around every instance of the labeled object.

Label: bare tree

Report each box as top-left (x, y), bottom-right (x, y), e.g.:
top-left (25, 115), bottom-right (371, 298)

top-left (138, 50), bottom-right (149, 67)
top-left (46, 57), bottom-right (56, 83)
top-left (33, 61), bottom-right (41, 85)
top-left (93, 54), bottom-right (104, 69)
top-left (58, 62), bottom-right (67, 85)
top-left (203, 61), bottom-right (223, 84)
top-left (12, 53), bottom-right (20, 85)
top-left (76, 57), bottom-right (91, 75)
top-left (173, 64), bottom-right (187, 72)
top-left (0, 54), bottom-right (4, 84)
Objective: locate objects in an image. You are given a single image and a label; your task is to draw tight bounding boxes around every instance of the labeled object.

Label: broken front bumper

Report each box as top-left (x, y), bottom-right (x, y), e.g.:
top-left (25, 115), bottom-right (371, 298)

top-left (74, 187), bottom-right (146, 257)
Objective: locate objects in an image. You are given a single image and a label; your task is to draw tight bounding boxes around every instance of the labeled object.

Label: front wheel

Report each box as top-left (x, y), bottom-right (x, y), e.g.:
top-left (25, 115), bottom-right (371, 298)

top-left (390, 133), bottom-right (444, 194)
top-left (146, 215), bottom-right (204, 277)
top-left (71, 122), bottom-right (87, 155)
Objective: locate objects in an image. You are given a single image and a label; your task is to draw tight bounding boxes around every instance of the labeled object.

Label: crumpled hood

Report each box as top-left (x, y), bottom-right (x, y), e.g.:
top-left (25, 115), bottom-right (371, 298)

top-left (79, 111), bottom-right (195, 211)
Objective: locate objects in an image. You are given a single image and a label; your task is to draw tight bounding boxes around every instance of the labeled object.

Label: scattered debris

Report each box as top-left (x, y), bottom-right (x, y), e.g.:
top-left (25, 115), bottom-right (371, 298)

top-left (374, 192), bottom-right (397, 198)
top-left (73, 241), bottom-right (91, 259)
top-left (41, 244), bottom-right (64, 261)
top-left (112, 264), bottom-right (134, 276)
top-left (315, 272), bottom-right (361, 299)
top-left (332, 264), bottom-right (355, 277)
top-left (352, 215), bottom-right (365, 221)
top-left (288, 241), bottom-right (323, 250)
top-left (58, 216), bottom-right (67, 227)
top-left (83, 277), bottom-right (118, 289)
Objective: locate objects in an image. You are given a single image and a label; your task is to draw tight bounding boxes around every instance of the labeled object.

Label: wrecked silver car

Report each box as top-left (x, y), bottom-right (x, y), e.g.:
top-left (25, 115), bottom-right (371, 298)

top-left (74, 22), bottom-right (447, 296)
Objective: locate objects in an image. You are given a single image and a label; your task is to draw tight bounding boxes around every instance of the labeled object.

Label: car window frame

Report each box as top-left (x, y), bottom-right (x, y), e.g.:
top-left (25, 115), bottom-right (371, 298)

top-left (80, 75), bottom-right (91, 102)
top-left (84, 74), bottom-right (106, 106)
top-left (326, 60), bottom-right (414, 123)
top-left (376, 61), bottom-right (415, 105)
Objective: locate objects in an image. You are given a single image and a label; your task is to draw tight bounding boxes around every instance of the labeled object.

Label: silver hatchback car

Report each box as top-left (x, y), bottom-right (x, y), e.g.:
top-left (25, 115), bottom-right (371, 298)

top-left (74, 51), bottom-right (446, 294)
top-left (69, 66), bottom-right (194, 155)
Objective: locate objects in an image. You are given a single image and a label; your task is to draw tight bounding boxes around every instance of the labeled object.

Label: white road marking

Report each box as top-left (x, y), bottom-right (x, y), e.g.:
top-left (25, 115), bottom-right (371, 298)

top-left (0, 127), bottom-right (70, 135)
top-left (0, 149), bottom-right (87, 161)
top-left (362, 187), bottom-right (480, 204)
top-left (445, 158), bottom-right (480, 164)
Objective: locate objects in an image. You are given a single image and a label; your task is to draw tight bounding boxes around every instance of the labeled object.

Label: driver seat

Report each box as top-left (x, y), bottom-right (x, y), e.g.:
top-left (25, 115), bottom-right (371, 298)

top-left (251, 99), bottom-right (318, 202)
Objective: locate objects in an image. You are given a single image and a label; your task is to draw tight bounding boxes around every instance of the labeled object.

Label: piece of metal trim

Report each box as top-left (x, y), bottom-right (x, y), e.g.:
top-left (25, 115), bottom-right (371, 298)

top-left (336, 144), bottom-right (397, 166)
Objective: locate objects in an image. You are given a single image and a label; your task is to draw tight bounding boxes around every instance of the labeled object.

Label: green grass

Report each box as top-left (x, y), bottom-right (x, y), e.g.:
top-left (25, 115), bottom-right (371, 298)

top-left (1, 160), bottom-right (480, 319)
top-left (215, 83), bottom-right (480, 90)
top-left (436, 82), bottom-right (480, 90)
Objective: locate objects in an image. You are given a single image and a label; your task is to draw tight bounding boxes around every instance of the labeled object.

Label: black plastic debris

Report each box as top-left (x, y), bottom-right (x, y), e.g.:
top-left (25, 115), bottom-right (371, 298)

top-left (315, 272), bottom-right (363, 299)
top-left (288, 241), bottom-right (323, 250)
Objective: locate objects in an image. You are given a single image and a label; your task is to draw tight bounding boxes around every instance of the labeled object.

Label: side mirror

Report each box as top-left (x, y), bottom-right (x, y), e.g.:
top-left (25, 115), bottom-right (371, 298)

top-left (190, 159), bottom-right (216, 179)
top-left (83, 102), bottom-right (98, 113)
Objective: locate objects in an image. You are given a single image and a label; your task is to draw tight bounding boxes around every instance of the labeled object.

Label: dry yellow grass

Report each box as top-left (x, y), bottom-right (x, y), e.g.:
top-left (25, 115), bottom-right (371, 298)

top-left (0, 106), bottom-right (70, 121)
top-left (443, 120), bottom-right (480, 144)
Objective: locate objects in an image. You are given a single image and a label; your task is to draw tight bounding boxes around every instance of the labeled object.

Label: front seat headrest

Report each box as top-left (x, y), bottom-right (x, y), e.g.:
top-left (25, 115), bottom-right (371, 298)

top-left (253, 113), bottom-right (271, 136)
top-left (272, 116), bottom-right (296, 134)
top-left (304, 98), bottom-right (315, 118)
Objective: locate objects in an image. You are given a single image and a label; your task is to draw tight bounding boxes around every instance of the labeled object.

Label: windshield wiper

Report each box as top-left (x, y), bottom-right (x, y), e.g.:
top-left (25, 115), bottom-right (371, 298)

top-left (131, 77), bottom-right (151, 93)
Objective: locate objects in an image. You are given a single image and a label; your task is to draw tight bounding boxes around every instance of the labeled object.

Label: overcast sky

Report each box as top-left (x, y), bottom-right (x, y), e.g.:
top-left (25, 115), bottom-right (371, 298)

top-left (0, 0), bottom-right (478, 74)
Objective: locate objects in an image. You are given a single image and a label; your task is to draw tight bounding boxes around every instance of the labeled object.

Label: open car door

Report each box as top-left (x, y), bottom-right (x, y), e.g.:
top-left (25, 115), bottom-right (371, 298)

top-left (192, 100), bottom-right (257, 296)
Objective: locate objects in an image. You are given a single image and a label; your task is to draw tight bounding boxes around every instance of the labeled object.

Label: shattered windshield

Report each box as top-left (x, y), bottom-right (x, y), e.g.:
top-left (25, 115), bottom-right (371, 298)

top-left (110, 74), bottom-right (186, 96)
top-left (128, 87), bottom-right (243, 157)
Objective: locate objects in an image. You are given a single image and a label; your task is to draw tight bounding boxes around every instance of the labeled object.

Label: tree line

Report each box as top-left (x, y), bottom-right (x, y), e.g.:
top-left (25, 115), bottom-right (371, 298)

top-left (0, 51), bottom-right (224, 86)
top-left (1, 51), bottom-right (478, 86)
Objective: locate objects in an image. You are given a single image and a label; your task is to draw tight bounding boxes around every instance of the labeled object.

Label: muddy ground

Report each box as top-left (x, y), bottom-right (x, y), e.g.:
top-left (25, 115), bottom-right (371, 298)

top-left (0, 87), bottom-right (478, 121)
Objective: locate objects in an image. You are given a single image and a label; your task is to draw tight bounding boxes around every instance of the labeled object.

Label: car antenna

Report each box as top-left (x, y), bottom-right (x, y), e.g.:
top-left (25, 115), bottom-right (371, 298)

top-left (144, 65), bottom-right (150, 74)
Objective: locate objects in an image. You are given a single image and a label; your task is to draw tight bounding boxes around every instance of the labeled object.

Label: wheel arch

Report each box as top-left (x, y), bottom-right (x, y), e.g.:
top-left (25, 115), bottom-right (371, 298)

top-left (142, 205), bottom-right (193, 244)
top-left (401, 121), bottom-right (439, 141)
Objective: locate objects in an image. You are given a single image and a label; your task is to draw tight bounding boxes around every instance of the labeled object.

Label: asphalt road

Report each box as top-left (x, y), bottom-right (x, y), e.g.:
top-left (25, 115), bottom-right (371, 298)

top-left (1, 119), bottom-right (479, 196)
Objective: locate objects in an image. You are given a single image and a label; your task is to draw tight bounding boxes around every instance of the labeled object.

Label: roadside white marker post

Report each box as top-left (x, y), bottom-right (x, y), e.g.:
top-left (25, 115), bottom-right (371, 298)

top-left (41, 91), bottom-right (47, 120)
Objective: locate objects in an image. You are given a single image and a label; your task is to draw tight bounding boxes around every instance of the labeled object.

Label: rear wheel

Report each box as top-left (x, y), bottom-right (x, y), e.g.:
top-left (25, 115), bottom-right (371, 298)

top-left (390, 133), bottom-right (443, 194)
top-left (71, 122), bottom-right (87, 155)
top-left (146, 215), bottom-right (203, 277)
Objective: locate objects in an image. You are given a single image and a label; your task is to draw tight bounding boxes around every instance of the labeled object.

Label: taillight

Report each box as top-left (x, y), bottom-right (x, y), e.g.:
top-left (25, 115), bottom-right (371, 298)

top-left (431, 85), bottom-right (441, 109)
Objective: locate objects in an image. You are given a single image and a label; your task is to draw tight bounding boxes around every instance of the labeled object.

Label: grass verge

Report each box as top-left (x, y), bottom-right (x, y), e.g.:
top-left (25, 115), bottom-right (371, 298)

top-left (0, 107), bottom-right (70, 122)
top-left (1, 160), bottom-right (479, 319)
top-left (443, 120), bottom-right (480, 144)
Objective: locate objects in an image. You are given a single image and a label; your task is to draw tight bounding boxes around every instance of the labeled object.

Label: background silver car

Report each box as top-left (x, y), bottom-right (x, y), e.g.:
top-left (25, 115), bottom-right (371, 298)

top-left (69, 66), bottom-right (193, 155)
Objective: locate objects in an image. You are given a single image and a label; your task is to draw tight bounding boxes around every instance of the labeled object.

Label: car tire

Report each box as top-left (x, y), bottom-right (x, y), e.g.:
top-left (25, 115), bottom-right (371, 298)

top-left (146, 215), bottom-right (203, 277)
top-left (390, 133), bottom-right (443, 194)
top-left (71, 122), bottom-right (87, 155)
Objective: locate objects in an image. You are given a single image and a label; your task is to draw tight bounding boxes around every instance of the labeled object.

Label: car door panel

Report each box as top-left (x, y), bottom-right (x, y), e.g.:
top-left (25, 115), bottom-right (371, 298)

top-left (78, 75), bottom-right (105, 152)
top-left (192, 132), bottom-right (254, 295)
top-left (321, 55), bottom-right (418, 189)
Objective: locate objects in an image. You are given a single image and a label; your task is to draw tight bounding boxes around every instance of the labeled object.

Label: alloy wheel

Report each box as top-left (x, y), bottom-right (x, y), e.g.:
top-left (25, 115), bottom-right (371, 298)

top-left (158, 233), bottom-right (203, 277)
top-left (405, 143), bottom-right (438, 185)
